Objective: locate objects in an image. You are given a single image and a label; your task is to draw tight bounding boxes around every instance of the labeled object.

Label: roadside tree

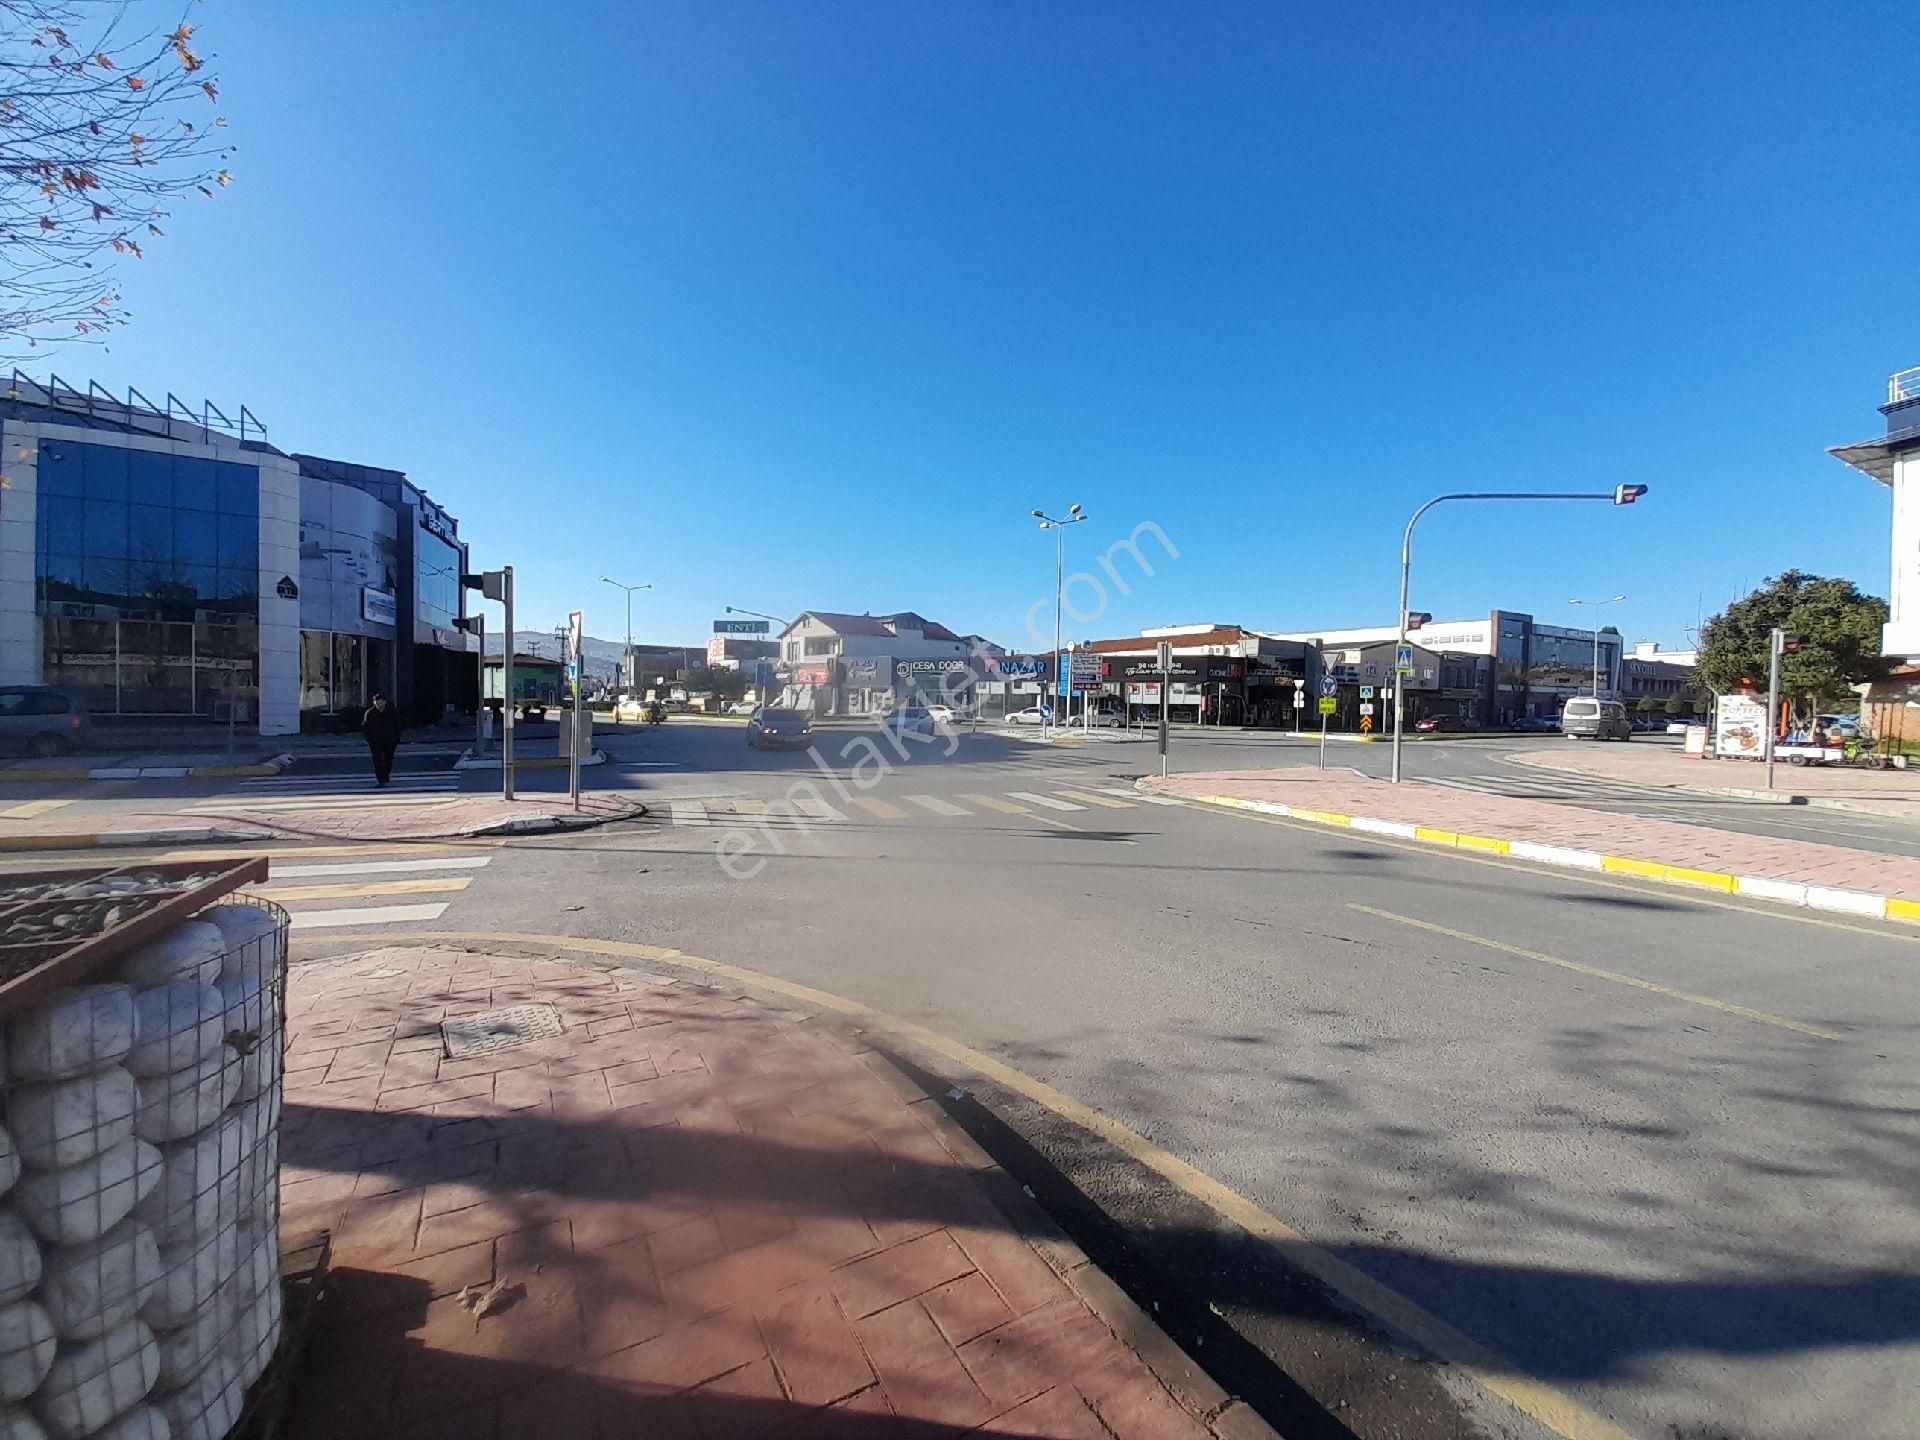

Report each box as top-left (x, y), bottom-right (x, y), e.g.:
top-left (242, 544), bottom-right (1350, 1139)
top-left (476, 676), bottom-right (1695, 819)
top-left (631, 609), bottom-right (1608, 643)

top-left (0, 2), bottom-right (233, 358)
top-left (1696, 571), bottom-right (1891, 720)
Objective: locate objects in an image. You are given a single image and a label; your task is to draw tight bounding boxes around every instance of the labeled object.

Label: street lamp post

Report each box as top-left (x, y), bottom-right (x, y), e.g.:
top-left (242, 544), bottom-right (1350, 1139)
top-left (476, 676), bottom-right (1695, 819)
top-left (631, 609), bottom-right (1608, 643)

top-left (725, 607), bottom-right (793, 706)
top-left (599, 577), bottom-right (652, 694)
top-left (1391, 486), bottom-right (1648, 784)
top-left (1568, 595), bottom-right (1627, 697)
top-left (1032, 506), bottom-right (1087, 734)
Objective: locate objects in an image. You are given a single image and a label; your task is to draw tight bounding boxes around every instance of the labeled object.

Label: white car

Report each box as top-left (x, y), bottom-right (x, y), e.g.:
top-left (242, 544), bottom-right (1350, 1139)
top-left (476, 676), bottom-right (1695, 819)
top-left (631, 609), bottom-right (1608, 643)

top-left (925, 704), bottom-right (960, 727)
top-left (1004, 707), bottom-right (1049, 726)
top-left (1664, 720), bottom-right (1692, 735)
top-left (726, 701), bottom-right (756, 716)
top-left (614, 697), bottom-right (648, 722)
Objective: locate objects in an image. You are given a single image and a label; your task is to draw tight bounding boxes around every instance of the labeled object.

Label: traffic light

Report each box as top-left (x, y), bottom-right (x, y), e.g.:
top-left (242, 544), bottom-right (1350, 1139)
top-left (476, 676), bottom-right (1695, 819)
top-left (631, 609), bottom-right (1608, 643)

top-left (1405, 611), bottom-right (1431, 632)
top-left (1613, 484), bottom-right (1648, 505)
top-left (461, 570), bottom-right (509, 602)
top-left (453, 616), bottom-right (483, 636)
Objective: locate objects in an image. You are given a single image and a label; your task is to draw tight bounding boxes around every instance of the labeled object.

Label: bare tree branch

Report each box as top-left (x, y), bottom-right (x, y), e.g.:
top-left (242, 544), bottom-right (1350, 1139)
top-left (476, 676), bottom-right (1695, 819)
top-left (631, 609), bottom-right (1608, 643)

top-left (0, 0), bottom-right (233, 361)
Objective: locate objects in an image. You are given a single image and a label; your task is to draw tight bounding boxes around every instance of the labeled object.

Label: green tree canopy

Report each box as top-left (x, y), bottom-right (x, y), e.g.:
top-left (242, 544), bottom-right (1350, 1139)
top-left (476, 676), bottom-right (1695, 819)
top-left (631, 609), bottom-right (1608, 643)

top-left (686, 664), bottom-right (747, 702)
top-left (1696, 571), bottom-right (1891, 715)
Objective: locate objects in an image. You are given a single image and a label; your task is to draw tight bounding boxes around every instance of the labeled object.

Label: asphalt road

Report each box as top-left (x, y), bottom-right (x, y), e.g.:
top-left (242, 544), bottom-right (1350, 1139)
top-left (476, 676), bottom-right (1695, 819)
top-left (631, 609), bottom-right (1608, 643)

top-left (260, 717), bottom-right (1919, 1440)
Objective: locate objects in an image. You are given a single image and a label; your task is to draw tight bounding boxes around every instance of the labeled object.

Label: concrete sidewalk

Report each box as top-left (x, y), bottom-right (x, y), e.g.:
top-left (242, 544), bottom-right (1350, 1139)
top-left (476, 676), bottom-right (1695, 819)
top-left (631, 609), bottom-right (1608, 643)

top-left (1149, 766), bottom-right (1920, 920)
top-left (0, 792), bottom-right (648, 850)
top-left (279, 945), bottom-right (1256, 1439)
top-left (1514, 742), bottom-right (1920, 820)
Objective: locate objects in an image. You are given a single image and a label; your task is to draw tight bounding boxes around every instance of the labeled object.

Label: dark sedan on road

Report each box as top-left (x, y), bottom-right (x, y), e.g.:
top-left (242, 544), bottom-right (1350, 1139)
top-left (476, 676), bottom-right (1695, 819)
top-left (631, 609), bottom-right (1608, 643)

top-left (1414, 715), bottom-right (1473, 733)
top-left (1509, 715), bottom-right (1559, 733)
top-left (745, 707), bottom-right (814, 750)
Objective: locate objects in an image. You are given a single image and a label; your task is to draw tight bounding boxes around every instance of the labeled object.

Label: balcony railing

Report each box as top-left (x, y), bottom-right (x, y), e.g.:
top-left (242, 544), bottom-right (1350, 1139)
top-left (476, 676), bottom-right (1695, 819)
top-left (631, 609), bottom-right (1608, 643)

top-left (1892, 367), bottom-right (1920, 405)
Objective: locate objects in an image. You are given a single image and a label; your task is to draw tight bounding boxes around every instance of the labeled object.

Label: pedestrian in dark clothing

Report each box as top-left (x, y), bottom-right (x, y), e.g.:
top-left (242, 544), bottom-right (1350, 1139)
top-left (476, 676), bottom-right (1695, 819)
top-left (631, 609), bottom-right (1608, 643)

top-left (362, 693), bottom-right (402, 787)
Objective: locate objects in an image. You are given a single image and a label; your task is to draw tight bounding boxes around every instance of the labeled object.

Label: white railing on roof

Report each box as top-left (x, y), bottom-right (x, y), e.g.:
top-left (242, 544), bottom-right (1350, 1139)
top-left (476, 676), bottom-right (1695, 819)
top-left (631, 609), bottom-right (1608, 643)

top-left (1892, 367), bottom-right (1920, 404)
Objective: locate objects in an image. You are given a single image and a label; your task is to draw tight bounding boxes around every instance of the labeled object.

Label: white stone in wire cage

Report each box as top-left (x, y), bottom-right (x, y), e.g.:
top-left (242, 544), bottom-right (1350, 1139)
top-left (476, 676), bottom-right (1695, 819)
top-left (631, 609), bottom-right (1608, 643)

top-left (0, 1301), bottom-right (55, 1402)
top-left (200, 910), bottom-right (283, 991)
top-left (87, 1403), bottom-right (167, 1440)
top-left (117, 925), bottom-right (223, 990)
top-left (124, 988), bottom-right (225, 1080)
top-left (0, 1214), bottom-right (42, 1306)
top-left (38, 1221), bottom-right (161, 1341)
top-left (7, 990), bottom-right (135, 1084)
top-left (141, 1226), bottom-right (238, 1335)
top-left (152, 1352), bottom-right (238, 1440)
top-left (0, 1131), bottom-right (17, 1201)
top-left (0, 1403), bottom-right (47, 1439)
top-left (15, 1139), bottom-right (163, 1247)
top-left (30, 1318), bottom-right (159, 1440)
top-left (133, 1057), bottom-right (241, 1147)
top-left (8, 1068), bottom-right (138, 1170)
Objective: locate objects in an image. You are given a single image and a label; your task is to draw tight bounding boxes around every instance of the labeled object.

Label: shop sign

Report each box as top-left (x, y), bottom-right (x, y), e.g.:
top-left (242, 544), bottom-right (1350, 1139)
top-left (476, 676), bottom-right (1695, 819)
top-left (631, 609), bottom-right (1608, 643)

top-left (844, 658), bottom-right (881, 682)
top-left (1714, 693), bottom-right (1767, 758)
top-left (794, 664), bottom-right (834, 686)
top-left (361, 587), bottom-right (398, 625)
top-left (995, 657), bottom-right (1045, 677)
top-left (275, 576), bottom-right (298, 600)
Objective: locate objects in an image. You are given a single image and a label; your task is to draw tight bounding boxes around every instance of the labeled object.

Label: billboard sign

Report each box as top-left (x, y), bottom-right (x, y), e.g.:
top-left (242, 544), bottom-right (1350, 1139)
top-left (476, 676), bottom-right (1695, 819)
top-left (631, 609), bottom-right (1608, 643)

top-left (714, 619), bottom-right (771, 635)
top-left (1714, 694), bottom-right (1768, 759)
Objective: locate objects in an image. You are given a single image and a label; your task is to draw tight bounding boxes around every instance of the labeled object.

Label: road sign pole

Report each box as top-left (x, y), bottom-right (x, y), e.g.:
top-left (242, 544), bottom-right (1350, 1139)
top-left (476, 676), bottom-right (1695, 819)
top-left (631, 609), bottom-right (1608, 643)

top-left (1156, 641), bottom-right (1172, 778)
top-left (502, 566), bottom-right (515, 802)
top-left (1765, 626), bottom-right (1783, 791)
top-left (1319, 708), bottom-right (1329, 769)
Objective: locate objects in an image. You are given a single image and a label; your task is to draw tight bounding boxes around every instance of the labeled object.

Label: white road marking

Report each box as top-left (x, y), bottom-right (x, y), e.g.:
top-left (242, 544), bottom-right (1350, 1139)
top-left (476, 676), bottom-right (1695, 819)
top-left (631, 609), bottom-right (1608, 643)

top-left (1102, 788), bottom-right (1184, 806)
top-left (671, 800), bottom-right (708, 827)
top-left (181, 795), bottom-right (462, 814)
top-left (792, 797), bottom-right (846, 822)
top-left (0, 798), bottom-right (75, 819)
top-left (1005, 791), bottom-right (1084, 812)
top-left (269, 856), bottom-right (494, 878)
top-left (903, 794), bottom-right (971, 817)
top-left (288, 903), bottom-right (449, 929)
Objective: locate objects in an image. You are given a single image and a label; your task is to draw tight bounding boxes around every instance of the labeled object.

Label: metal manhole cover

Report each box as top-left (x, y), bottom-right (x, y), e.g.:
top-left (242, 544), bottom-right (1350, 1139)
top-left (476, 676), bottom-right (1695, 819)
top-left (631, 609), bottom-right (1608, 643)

top-left (441, 1003), bottom-right (564, 1058)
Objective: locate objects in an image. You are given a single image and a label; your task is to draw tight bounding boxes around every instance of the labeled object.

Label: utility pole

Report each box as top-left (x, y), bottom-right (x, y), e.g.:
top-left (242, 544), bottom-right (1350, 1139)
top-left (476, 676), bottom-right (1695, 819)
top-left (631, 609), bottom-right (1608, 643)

top-left (1765, 626), bottom-right (1792, 791)
top-left (1391, 487), bottom-right (1648, 783)
top-left (1032, 506), bottom-right (1086, 736)
top-left (600, 577), bottom-right (651, 693)
top-left (1157, 640), bottom-right (1171, 778)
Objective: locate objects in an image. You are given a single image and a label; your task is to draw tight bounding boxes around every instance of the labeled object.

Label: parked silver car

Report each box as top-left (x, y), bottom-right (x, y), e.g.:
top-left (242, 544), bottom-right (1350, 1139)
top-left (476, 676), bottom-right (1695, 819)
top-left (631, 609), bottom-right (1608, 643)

top-left (0, 686), bottom-right (91, 757)
top-left (1561, 696), bottom-right (1632, 741)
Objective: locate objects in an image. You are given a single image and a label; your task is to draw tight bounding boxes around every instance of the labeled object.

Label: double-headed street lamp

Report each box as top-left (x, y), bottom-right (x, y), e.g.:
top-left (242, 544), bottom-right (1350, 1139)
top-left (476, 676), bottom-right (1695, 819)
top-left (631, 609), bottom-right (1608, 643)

top-left (1568, 594), bottom-right (1627, 697)
top-left (725, 607), bottom-right (793, 704)
top-left (1390, 485), bottom-right (1648, 784)
top-left (599, 576), bottom-right (652, 691)
top-left (1033, 505), bottom-right (1087, 731)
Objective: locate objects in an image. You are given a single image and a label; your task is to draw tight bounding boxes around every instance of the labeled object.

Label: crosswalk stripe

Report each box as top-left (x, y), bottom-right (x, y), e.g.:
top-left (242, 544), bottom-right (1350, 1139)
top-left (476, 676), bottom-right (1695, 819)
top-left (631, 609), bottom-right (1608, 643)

top-left (671, 800), bottom-right (708, 827)
top-left (242, 773), bottom-right (453, 788)
top-left (289, 902), bottom-right (449, 930)
top-left (1006, 791), bottom-right (1083, 812)
top-left (0, 798), bottom-right (74, 819)
top-left (903, 794), bottom-right (971, 817)
top-left (958, 793), bottom-right (1030, 814)
top-left (1054, 789), bottom-right (1132, 809)
top-left (849, 797), bottom-right (910, 820)
top-left (269, 856), bottom-right (493, 878)
top-left (793, 797), bottom-right (845, 822)
top-left (1102, 788), bottom-right (1184, 806)
top-left (256, 876), bottom-right (473, 903)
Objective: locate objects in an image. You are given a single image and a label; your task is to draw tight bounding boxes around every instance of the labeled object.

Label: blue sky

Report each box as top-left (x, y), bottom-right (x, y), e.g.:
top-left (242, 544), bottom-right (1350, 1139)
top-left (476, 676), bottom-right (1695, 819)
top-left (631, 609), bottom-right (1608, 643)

top-left (68, 0), bottom-right (1920, 651)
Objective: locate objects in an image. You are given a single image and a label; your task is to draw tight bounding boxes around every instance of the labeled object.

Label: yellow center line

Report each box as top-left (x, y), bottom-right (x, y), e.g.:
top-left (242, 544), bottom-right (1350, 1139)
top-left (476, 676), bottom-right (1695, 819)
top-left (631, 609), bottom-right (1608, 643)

top-left (363, 928), bottom-right (1638, 1440)
top-left (250, 876), bottom-right (473, 903)
top-left (1054, 789), bottom-right (1134, 809)
top-left (1350, 903), bottom-right (1841, 1041)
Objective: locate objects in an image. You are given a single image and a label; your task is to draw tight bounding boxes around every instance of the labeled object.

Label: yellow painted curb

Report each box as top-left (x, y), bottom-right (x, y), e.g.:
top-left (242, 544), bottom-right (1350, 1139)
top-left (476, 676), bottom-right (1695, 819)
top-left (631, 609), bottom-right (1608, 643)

top-left (1290, 808), bottom-right (1351, 826)
top-left (1455, 833), bottom-right (1511, 855)
top-left (1601, 856), bottom-right (1669, 882)
top-left (1885, 898), bottom-right (1920, 924)
top-left (1656, 864), bottom-right (1739, 894)
top-left (1414, 826), bottom-right (1459, 845)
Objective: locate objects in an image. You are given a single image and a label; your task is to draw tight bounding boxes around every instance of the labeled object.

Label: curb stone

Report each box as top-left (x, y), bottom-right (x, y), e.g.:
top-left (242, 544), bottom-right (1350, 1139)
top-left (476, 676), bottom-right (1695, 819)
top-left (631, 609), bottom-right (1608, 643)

top-left (1153, 784), bottom-right (1915, 926)
top-left (1507, 751), bottom-right (1920, 824)
top-left (0, 753), bottom-right (291, 784)
top-left (0, 825), bottom-right (269, 853)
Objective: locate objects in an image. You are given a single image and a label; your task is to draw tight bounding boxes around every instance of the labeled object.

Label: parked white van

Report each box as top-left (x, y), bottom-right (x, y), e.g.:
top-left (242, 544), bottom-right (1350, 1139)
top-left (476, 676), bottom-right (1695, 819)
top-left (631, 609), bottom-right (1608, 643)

top-left (1561, 696), bottom-right (1632, 740)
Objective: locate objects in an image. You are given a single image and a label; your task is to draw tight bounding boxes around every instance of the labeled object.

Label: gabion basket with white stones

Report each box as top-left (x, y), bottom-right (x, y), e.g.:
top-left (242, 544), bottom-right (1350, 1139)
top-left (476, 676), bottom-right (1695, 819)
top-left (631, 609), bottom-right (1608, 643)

top-left (0, 896), bottom-right (287, 1440)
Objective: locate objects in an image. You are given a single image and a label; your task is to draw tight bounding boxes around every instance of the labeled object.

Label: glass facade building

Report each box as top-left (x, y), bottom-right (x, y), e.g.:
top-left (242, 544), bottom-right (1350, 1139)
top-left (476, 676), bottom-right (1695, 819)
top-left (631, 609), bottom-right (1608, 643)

top-left (35, 439), bottom-right (263, 718)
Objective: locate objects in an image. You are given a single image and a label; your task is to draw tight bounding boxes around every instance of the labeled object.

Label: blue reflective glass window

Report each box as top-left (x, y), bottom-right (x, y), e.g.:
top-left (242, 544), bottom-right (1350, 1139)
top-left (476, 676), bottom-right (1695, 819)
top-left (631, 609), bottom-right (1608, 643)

top-left (81, 444), bottom-right (129, 502)
top-left (216, 510), bottom-right (257, 573)
top-left (35, 444), bottom-right (82, 497)
top-left (173, 508), bottom-right (217, 569)
top-left (128, 504), bottom-right (172, 565)
top-left (83, 499), bottom-right (128, 558)
top-left (175, 564), bottom-right (216, 602)
top-left (173, 456), bottom-right (216, 511)
top-left (215, 462), bottom-right (257, 516)
top-left (215, 564), bottom-right (258, 602)
top-left (85, 553), bottom-right (127, 595)
top-left (39, 492), bottom-right (84, 551)
top-left (37, 553), bottom-right (85, 598)
top-left (124, 557), bottom-right (168, 598)
top-left (128, 449), bottom-right (171, 506)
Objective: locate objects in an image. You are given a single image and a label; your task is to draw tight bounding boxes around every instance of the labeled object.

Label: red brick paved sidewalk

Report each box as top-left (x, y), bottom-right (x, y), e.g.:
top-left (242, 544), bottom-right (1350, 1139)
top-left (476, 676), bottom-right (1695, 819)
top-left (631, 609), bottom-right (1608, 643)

top-left (1148, 767), bottom-right (1920, 903)
top-left (1513, 743), bottom-right (1920, 819)
top-left (278, 946), bottom-right (1229, 1439)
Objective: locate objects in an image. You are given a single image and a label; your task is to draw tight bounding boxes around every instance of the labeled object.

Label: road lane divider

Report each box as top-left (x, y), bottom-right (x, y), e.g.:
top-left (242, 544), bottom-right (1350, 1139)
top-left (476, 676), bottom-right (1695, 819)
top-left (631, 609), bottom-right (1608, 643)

top-left (1349, 904), bottom-right (1843, 1041)
top-left (1176, 790), bottom-right (1907, 927)
top-left (342, 928), bottom-right (1642, 1440)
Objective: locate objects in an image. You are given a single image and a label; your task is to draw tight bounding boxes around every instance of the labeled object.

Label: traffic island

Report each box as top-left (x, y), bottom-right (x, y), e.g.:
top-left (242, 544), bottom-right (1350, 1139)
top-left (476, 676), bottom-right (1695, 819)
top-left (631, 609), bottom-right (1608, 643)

top-left (276, 944), bottom-right (1265, 1439)
top-left (1145, 767), bottom-right (1920, 923)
